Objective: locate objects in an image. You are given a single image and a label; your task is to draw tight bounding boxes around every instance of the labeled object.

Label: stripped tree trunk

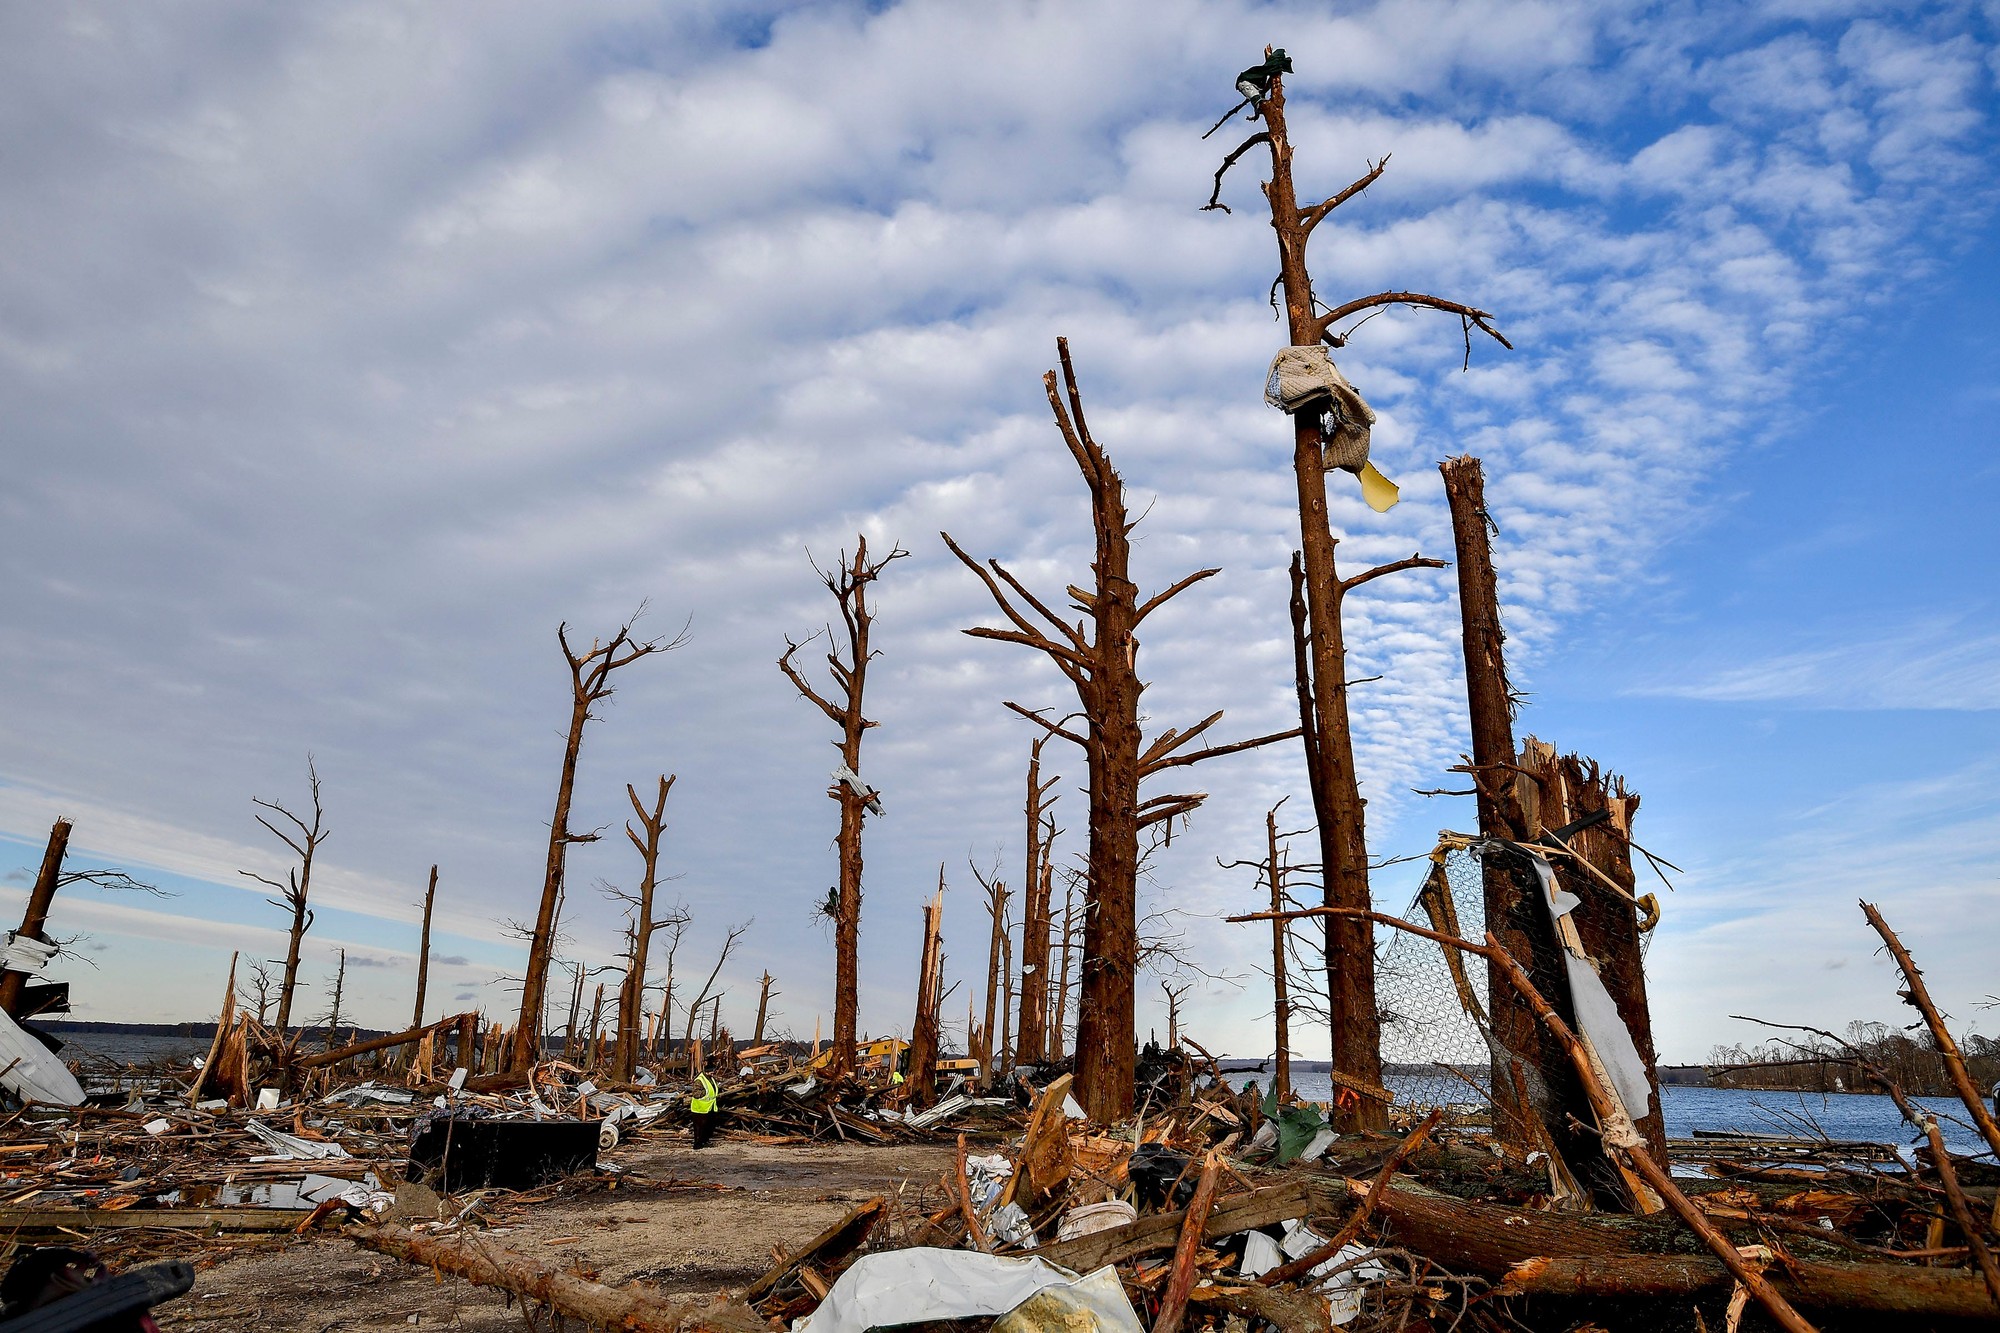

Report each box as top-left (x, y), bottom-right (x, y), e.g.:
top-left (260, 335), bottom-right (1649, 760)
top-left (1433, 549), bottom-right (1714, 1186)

top-left (515, 618), bottom-right (677, 1070)
top-left (1267, 804), bottom-right (1293, 1103)
top-left (945, 341), bottom-right (1297, 1120)
top-left (779, 538), bottom-right (906, 1078)
top-left (411, 865), bottom-right (438, 1030)
top-left (241, 761), bottom-right (328, 1037)
top-left (907, 879), bottom-right (945, 1107)
top-left (0, 819), bottom-right (70, 1017)
top-left (615, 776), bottom-right (680, 1081)
top-left (1016, 739), bottom-right (1059, 1064)
top-left (1212, 58), bottom-right (1499, 1129)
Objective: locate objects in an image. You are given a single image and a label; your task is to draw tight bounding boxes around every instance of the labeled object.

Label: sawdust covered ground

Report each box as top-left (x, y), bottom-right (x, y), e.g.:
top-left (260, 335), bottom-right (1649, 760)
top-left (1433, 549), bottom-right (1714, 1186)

top-left (152, 1133), bottom-right (960, 1331)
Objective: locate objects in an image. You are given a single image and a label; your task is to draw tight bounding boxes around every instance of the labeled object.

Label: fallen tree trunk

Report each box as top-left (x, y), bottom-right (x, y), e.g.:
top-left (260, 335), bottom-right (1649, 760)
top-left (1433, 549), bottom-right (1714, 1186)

top-left (345, 1222), bottom-right (765, 1332)
top-left (295, 1012), bottom-right (476, 1070)
top-left (1036, 1180), bottom-right (1316, 1274)
top-left (1502, 1253), bottom-right (2000, 1321)
top-left (1348, 1178), bottom-right (1998, 1322)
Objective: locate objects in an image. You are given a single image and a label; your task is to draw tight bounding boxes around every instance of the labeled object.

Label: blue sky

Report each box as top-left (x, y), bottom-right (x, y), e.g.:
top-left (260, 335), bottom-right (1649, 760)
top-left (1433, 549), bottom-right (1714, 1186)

top-left (1, 0), bottom-right (1994, 1063)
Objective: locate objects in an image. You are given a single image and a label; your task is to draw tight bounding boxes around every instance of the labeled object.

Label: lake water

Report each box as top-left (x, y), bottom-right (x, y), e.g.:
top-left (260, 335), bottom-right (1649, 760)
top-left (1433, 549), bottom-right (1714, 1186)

top-left (1232, 1071), bottom-right (1992, 1159)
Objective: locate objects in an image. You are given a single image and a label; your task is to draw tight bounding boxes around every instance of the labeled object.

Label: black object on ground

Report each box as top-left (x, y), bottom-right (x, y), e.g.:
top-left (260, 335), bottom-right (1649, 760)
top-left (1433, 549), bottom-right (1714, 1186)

top-left (406, 1113), bottom-right (601, 1191)
top-left (1128, 1143), bottom-right (1197, 1211)
top-left (0, 1247), bottom-right (193, 1333)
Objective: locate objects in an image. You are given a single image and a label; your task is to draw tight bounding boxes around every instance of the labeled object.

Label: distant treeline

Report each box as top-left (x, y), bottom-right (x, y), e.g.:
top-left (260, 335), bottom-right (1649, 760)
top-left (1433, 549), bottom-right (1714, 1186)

top-left (1707, 1022), bottom-right (1999, 1097)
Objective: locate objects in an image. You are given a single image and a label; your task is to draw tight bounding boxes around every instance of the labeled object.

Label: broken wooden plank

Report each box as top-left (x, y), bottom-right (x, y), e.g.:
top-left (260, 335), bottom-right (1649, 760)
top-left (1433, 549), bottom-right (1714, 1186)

top-left (744, 1196), bottom-right (887, 1304)
top-left (0, 1207), bottom-right (315, 1233)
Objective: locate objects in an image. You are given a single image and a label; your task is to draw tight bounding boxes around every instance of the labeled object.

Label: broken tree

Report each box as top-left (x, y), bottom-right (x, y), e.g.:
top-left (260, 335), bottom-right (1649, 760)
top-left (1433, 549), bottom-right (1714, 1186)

top-left (614, 775), bottom-right (683, 1081)
top-left (1206, 52), bottom-right (1504, 1128)
top-left (411, 864), bottom-right (438, 1029)
top-left (513, 614), bottom-right (680, 1071)
top-left (1016, 737), bottom-right (1060, 1064)
top-left (0, 818), bottom-right (70, 1018)
top-left (779, 536), bottom-right (907, 1078)
top-left (945, 338), bottom-right (1298, 1121)
top-left (240, 758), bottom-right (329, 1035)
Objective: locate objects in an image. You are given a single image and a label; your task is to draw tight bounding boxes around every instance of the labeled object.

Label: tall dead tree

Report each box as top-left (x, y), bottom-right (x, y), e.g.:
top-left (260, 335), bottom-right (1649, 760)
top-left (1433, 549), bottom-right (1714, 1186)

top-left (0, 819), bottom-right (71, 1018)
top-left (513, 614), bottom-right (680, 1072)
top-left (241, 759), bottom-right (328, 1034)
top-left (779, 537), bottom-right (907, 1078)
top-left (613, 775), bottom-right (684, 1081)
top-left (1206, 54), bottom-right (1502, 1128)
top-left (1016, 740), bottom-right (1060, 1064)
top-left (411, 865), bottom-right (438, 1029)
top-left (945, 339), bottom-right (1299, 1121)
top-left (1439, 453), bottom-right (1563, 1155)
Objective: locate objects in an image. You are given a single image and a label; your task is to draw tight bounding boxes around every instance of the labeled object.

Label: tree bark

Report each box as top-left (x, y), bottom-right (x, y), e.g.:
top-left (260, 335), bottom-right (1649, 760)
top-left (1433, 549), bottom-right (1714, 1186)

top-left (0, 819), bottom-right (70, 1017)
top-left (411, 865), bottom-right (437, 1030)
top-left (1517, 742), bottom-right (1667, 1161)
top-left (616, 776), bottom-right (676, 1081)
top-left (779, 538), bottom-right (904, 1080)
top-left (1256, 87), bottom-right (1383, 1130)
top-left (1267, 804), bottom-right (1292, 1104)
top-left (907, 881), bottom-right (944, 1107)
top-left (946, 339), bottom-right (1296, 1121)
top-left (1440, 454), bottom-right (1577, 1164)
top-left (1017, 739), bottom-right (1057, 1064)
top-left (514, 619), bottom-right (672, 1071)
top-left (346, 1222), bottom-right (764, 1332)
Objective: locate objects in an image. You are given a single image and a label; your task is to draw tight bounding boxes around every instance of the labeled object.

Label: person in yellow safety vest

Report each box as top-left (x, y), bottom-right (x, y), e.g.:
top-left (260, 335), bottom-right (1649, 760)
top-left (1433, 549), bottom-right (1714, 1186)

top-left (891, 1070), bottom-right (904, 1085)
top-left (689, 1072), bottom-right (721, 1149)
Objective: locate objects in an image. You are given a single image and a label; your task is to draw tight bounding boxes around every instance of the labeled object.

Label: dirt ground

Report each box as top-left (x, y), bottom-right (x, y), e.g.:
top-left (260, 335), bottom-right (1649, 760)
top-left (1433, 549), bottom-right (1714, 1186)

top-left (151, 1133), bottom-right (960, 1331)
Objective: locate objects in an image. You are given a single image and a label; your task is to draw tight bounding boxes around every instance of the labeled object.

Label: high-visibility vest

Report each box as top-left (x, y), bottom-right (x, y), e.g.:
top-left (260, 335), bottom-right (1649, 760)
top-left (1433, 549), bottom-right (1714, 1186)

top-left (690, 1073), bottom-right (718, 1114)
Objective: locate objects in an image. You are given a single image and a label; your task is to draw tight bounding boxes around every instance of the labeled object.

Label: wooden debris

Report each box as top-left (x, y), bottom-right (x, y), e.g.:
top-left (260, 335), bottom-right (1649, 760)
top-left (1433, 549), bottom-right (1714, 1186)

top-left (346, 1221), bottom-right (763, 1332)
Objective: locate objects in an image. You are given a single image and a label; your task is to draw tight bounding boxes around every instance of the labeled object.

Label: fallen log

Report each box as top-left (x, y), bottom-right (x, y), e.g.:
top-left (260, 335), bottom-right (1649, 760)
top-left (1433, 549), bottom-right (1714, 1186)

top-left (1501, 1253), bottom-right (2000, 1321)
top-left (1035, 1179), bottom-right (1315, 1274)
top-left (345, 1221), bottom-right (764, 1332)
top-left (296, 1012), bottom-right (476, 1070)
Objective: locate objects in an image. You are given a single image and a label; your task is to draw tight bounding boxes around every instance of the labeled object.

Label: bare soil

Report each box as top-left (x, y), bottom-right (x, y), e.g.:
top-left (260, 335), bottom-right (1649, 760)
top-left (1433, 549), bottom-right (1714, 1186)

top-left (152, 1133), bottom-right (959, 1331)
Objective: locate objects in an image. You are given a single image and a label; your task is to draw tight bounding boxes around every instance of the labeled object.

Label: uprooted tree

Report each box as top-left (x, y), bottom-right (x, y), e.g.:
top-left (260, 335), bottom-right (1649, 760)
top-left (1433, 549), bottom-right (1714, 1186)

top-left (1205, 50), bottom-right (1507, 1127)
top-left (241, 757), bottom-right (329, 1035)
top-left (779, 536), bottom-right (907, 1079)
top-left (513, 615), bottom-right (682, 1071)
top-left (945, 338), bottom-right (1299, 1122)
